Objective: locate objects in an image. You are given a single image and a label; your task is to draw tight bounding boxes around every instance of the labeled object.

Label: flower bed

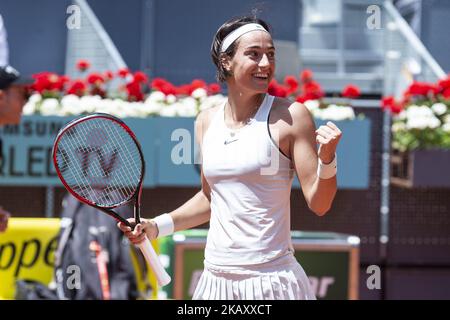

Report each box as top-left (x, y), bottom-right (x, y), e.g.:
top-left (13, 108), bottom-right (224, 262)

top-left (382, 78), bottom-right (450, 151)
top-left (23, 61), bottom-right (362, 122)
top-left (382, 77), bottom-right (450, 187)
top-left (5, 62), bottom-right (371, 189)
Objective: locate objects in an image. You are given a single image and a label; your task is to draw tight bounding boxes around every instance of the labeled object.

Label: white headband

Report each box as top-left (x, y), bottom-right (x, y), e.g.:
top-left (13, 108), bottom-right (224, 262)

top-left (220, 23), bottom-right (268, 53)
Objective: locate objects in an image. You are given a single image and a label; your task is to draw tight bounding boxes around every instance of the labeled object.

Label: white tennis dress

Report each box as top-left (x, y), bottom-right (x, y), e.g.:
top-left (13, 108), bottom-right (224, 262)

top-left (193, 94), bottom-right (316, 300)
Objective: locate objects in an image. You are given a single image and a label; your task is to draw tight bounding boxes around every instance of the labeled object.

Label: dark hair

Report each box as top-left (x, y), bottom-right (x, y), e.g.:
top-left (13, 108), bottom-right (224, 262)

top-left (211, 16), bottom-right (271, 83)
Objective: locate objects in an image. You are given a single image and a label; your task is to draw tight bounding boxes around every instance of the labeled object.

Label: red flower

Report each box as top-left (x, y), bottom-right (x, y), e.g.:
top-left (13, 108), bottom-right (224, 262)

top-left (176, 84), bottom-right (192, 96)
top-left (117, 68), bottom-right (130, 78)
top-left (160, 83), bottom-right (177, 96)
top-left (191, 79), bottom-right (207, 91)
top-left (268, 80), bottom-right (288, 97)
top-left (151, 78), bottom-right (170, 90)
top-left (133, 71), bottom-right (148, 83)
top-left (126, 80), bottom-right (144, 101)
top-left (150, 78), bottom-right (175, 95)
top-left (90, 86), bottom-right (106, 98)
top-left (390, 103), bottom-right (404, 114)
top-left (66, 80), bottom-right (87, 96)
top-left (31, 72), bottom-right (68, 93)
top-left (284, 75), bottom-right (299, 95)
top-left (104, 71), bottom-right (114, 81)
top-left (295, 95), bottom-right (308, 103)
top-left (268, 79), bottom-right (279, 96)
top-left (87, 73), bottom-right (104, 85)
top-left (302, 81), bottom-right (324, 100)
top-left (76, 60), bottom-right (90, 72)
top-left (406, 81), bottom-right (438, 97)
top-left (295, 92), bottom-right (318, 103)
top-left (207, 83), bottom-right (221, 95)
top-left (60, 75), bottom-right (71, 85)
top-left (380, 96), bottom-right (404, 114)
top-left (381, 96), bottom-right (395, 111)
top-left (442, 88), bottom-right (450, 99)
top-left (437, 77), bottom-right (450, 92)
top-left (342, 84), bottom-right (361, 99)
top-left (300, 69), bottom-right (313, 83)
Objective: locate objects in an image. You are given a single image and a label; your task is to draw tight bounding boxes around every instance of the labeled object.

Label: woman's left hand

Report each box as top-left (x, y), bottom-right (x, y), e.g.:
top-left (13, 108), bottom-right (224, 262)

top-left (315, 121), bottom-right (342, 164)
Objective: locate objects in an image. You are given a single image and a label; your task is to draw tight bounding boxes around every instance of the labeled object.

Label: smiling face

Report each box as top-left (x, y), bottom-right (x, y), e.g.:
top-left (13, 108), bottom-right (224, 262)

top-left (223, 30), bottom-right (275, 94)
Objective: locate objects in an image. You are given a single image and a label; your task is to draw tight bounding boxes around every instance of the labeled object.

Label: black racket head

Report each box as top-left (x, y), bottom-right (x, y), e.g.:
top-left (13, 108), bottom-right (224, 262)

top-left (52, 113), bottom-right (145, 209)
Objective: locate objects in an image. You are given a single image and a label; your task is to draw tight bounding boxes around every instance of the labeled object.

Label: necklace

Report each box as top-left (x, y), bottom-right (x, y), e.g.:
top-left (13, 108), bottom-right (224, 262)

top-left (224, 95), bottom-right (264, 145)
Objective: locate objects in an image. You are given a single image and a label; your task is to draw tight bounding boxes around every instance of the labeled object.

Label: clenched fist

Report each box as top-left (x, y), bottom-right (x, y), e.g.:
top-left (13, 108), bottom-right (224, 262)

top-left (315, 121), bottom-right (342, 164)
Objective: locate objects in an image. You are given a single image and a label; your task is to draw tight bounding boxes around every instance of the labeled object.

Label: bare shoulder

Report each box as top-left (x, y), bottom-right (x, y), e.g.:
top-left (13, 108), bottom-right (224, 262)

top-left (196, 105), bottom-right (221, 128)
top-left (270, 97), bottom-right (315, 137)
top-left (195, 105), bottom-right (221, 144)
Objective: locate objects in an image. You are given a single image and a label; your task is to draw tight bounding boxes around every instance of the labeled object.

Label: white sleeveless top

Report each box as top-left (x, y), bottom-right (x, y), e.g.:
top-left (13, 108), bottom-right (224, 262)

top-left (202, 94), bottom-right (295, 266)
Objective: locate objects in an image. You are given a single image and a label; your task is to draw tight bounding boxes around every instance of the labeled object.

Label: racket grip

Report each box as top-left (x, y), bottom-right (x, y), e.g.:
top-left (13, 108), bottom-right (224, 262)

top-left (138, 237), bottom-right (171, 287)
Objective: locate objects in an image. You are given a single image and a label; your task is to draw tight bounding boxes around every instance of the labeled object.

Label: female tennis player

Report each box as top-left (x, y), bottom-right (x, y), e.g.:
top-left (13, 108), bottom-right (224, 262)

top-left (118, 15), bottom-right (341, 300)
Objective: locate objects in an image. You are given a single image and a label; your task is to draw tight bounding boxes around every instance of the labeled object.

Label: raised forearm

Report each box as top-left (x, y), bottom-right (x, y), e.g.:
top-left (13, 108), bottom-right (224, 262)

top-left (308, 176), bottom-right (337, 216)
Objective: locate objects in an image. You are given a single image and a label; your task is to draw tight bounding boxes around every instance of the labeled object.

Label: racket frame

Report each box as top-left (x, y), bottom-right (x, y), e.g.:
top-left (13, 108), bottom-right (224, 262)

top-left (52, 113), bottom-right (145, 229)
top-left (53, 113), bottom-right (171, 287)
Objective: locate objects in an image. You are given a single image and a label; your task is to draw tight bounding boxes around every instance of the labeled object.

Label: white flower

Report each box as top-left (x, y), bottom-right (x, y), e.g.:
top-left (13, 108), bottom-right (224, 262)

top-left (444, 114), bottom-right (450, 124)
top-left (199, 94), bottom-right (226, 112)
top-left (60, 94), bottom-right (81, 116)
top-left (147, 91), bottom-right (166, 102)
top-left (303, 99), bottom-right (320, 111)
top-left (22, 93), bottom-right (42, 115)
top-left (40, 98), bottom-right (60, 116)
top-left (393, 110), bottom-right (407, 121)
top-left (406, 116), bottom-right (440, 130)
top-left (159, 104), bottom-right (178, 117)
top-left (319, 104), bottom-right (355, 121)
top-left (126, 102), bottom-right (145, 118)
top-left (191, 88), bottom-right (207, 100)
top-left (431, 103), bottom-right (447, 116)
top-left (442, 123), bottom-right (450, 132)
top-left (79, 95), bottom-right (102, 113)
top-left (28, 93), bottom-right (42, 104)
top-left (392, 122), bottom-right (406, 132)
top-left (142, 100), bottom-right (164, 116)
top-left (406, 105), bottom-right (434, 119)
top-left (176, 97), bottom-right (198, 117)
top-left (166, 94), bottom-right (177, 104)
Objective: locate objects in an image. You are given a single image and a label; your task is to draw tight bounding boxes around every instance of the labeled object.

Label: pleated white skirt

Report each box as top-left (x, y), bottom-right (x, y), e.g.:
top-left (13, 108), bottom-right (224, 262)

top-left (192, 254), bottom-right (316, 300)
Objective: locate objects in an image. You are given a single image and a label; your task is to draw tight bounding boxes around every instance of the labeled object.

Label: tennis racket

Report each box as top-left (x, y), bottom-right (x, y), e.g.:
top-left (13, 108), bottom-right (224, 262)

top-left (52, 113), bottom-right (171, 287)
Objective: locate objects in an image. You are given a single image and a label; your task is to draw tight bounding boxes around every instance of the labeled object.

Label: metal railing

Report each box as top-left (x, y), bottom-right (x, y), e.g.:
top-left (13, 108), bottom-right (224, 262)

top-left (65, 0), bottom-right (127, 88)
top-left (383, 0), bottom-right (446, 98)
top-left (50, 0), bottom-right (129, 217)
top-left (379, 1), bottom-right (446, 266)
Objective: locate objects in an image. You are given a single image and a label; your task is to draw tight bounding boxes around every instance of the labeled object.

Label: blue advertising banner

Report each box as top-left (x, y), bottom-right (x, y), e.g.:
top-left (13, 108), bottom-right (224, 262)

top-left (0, 116), bottom-right (371, 189)
top-left (0, 116), bottom-right (158, 187)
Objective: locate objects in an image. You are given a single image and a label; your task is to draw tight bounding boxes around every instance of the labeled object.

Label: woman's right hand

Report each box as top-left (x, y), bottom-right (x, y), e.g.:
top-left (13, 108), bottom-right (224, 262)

top-left (117, 218), bottom-right (159, 245)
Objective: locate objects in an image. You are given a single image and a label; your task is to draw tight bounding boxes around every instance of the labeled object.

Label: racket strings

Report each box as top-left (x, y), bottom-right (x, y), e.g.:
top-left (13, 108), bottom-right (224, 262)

top-left (65, 119), bottom-right (138, 204)
top-left (79, 119), bottom-right (140, 203)
top-left (56, 117), bottom-right (142, 207)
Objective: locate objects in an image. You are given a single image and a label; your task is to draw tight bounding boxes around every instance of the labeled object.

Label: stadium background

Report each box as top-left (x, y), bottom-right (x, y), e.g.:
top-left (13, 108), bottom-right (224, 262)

top-left (1, 0), bottom-right (450, 299)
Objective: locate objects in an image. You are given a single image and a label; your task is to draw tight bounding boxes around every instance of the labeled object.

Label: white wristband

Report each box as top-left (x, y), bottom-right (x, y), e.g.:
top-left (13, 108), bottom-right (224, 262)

top-left (152, 213), bottom-right (174, 238)
top-left (317, 154), bottom-right (337, 179)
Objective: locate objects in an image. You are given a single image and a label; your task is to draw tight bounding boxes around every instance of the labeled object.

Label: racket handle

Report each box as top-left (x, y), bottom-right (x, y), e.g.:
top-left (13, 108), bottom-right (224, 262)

top-left (138, 237), bottom-right (171, 287)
